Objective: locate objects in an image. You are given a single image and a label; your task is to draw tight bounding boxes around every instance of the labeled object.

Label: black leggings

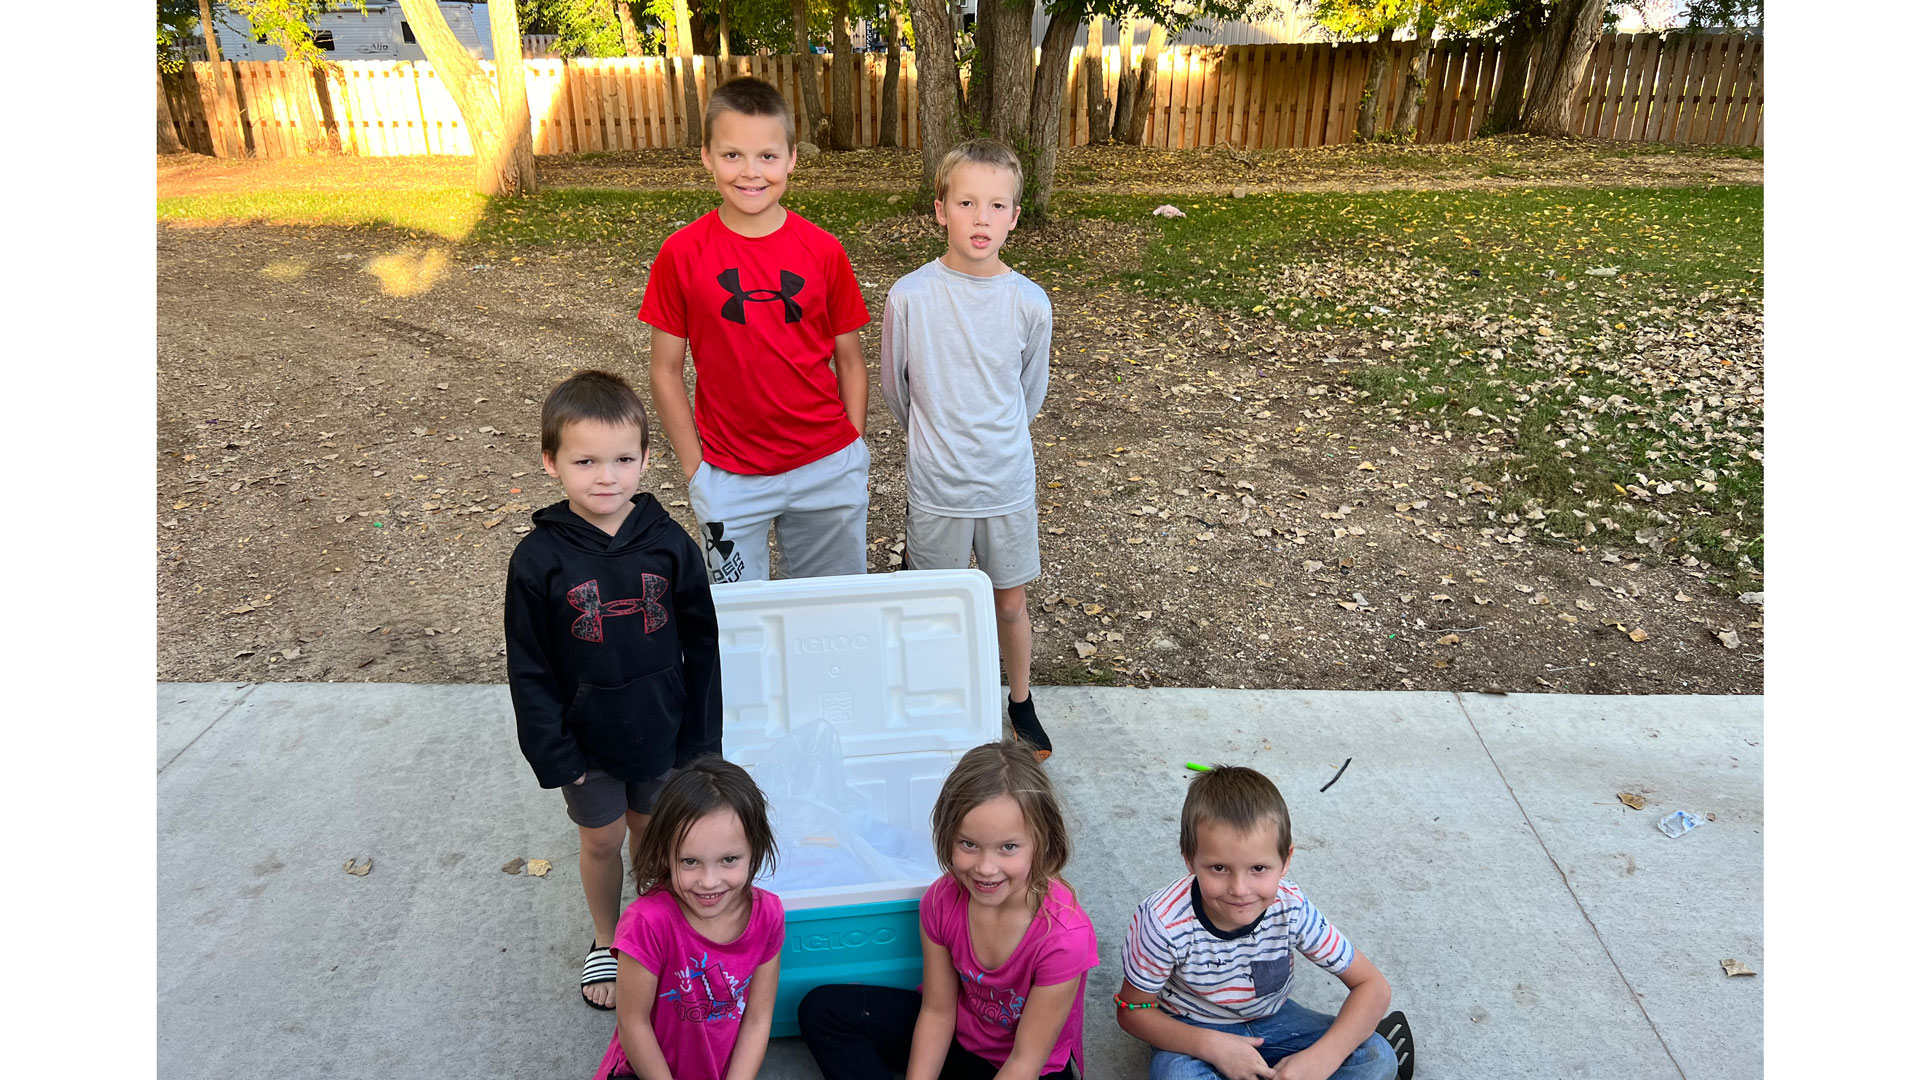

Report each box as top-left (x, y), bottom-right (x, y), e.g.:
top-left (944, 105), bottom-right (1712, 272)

top-left (798, 983), bottom-right (1074, 1080)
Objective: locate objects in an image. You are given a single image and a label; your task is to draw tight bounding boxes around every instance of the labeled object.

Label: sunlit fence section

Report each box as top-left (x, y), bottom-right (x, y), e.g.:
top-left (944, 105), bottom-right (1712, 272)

top-left (159, 33), bottom-right (1760, 159)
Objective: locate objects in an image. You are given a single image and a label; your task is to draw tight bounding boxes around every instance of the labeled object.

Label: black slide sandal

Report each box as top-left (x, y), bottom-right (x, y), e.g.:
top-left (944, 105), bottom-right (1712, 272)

top-left (1375, 1010), bottom-right (1415, 1079)
top-left (580, 941), bottom-right (617, 1011)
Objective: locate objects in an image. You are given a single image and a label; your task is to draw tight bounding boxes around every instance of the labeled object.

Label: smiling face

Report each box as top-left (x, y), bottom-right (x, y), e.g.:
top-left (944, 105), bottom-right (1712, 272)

top-left (935, 161), bottom-right (1022, 276)
top-left (701, 108), bottom-right (797, 234)
top-left (541, 417), bottom-right (648, 535)
top-left (670, 807), bottom-right (754, 934)
top-left (1186, 817), bottom-right (1293, 933)
top-left (949, 794), bottom-right (1036, 910)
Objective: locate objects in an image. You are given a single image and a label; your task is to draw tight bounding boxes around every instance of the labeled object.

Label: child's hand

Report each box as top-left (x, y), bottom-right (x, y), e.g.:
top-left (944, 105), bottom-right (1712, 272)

top-left (1272, 1046), bottom-right (1340, 1080)
top-left (1204, 1031), bottom-right (1275, 1080)
top-left (574, 773), bottom-right (587, 785)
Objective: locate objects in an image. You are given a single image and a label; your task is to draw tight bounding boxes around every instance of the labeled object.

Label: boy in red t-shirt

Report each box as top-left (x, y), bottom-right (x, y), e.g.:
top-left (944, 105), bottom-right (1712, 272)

top-left (642, 78), bottom-right (872, 584)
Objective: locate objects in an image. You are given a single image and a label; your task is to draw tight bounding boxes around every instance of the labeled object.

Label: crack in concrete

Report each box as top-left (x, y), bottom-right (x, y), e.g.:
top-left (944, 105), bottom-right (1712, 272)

top-left (158, 683), bottom-right (259, 776)
top-left (1449, 691), bottom-right (1689, 1080)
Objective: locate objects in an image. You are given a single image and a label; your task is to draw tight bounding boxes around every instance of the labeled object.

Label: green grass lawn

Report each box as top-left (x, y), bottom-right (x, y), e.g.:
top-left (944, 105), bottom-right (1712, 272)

top-left (160, 180), bottom-right (1762, 576)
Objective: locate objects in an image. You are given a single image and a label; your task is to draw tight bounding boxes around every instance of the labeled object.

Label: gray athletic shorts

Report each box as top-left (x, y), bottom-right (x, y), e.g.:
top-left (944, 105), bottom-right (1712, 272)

top-left (561, 767), bottom-right (673, 829)
top-left (687, 437), bottom-right (871, 584)
top-left (905, 503), bottom-right (1042, 590)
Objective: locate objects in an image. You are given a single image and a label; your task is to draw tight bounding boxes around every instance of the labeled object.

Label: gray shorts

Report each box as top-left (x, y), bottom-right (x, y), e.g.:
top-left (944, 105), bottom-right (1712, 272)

top-left (906, 504), bottom-right (1041, 589)
top-left (561, 768), bottom-right (673, 829)
top-left (687, 437), bottom-right (871, 584)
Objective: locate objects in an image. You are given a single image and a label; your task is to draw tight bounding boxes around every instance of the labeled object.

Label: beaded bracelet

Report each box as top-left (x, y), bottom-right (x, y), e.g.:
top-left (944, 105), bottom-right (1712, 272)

top-left (1113, 993), bottom-right (1159, 1010)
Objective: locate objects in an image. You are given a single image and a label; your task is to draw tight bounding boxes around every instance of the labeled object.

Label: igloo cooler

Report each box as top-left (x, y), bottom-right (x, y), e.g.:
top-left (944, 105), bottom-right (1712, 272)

top-left (712, 569), bottom-right (1004, 1038)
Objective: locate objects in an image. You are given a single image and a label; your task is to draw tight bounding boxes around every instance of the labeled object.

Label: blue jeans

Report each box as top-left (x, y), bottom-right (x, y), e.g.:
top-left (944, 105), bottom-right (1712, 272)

top-left (1147, 1000), bottom-right (1397, 1080)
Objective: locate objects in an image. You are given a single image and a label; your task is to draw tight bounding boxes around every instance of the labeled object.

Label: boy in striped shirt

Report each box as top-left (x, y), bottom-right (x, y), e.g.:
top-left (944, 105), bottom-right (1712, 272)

top-left (1116, 766), bottom-right (1405, 1080)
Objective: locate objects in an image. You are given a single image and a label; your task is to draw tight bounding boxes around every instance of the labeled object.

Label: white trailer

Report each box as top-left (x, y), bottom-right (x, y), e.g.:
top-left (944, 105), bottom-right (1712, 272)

top-left (211, 2), bottom-right (496, 63)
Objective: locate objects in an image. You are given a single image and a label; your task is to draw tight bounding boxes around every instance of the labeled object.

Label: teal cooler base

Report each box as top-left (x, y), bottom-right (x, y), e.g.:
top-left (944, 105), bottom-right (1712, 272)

top-left (771, 897), bottom-right (923, 1039)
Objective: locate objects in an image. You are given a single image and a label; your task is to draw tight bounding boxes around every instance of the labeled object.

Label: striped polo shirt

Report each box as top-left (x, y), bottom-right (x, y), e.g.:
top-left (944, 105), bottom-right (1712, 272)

top-left (1122, 875), bottom-right (1355, 1022)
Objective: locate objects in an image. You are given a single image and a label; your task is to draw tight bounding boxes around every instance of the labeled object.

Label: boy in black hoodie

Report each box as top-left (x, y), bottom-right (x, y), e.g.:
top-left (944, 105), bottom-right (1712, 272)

top-left (505, 370), bottom-right (721, 1012)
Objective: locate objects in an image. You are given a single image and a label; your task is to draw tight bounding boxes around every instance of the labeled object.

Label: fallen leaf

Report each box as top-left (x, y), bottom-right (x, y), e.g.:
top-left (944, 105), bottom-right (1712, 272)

top-left (1074, 641), bottom-right (1098, 659)
top-left (1720, 959), bottom-right (1756, 977)
top-left (1717, 629), bottom-right (1742, 649)
top-left (1082, 603), bottom-right (1104, 615)
top-left (501, 857), bottom-right (526, 875)
top-left (1357, 461), bottom-right (1377, 471)
top-left (1628, 627), bottom-right (1649, 642)
top-left (526, 859), bottom-right (552, 878)
top-left (343, 858), bottom-right (372, 877)
top-left (1674, 591), bottom-right (1693, 603)
top-left (1436, 634), bottom-right (1461, 646)
top-left (1617, 792), bottom-right (1646, 810)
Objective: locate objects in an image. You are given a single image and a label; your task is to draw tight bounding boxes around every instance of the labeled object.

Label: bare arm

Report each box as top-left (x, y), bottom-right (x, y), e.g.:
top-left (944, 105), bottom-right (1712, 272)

top-left (1273, 950), bottom-right (1391, 1080)
top-left (833, 329), bottom-right (869, 437)
top-left (905, 931), bottom-right (958, 1080)
top-left (720, 954), bottom-right (781, 1080)
top-left (1116, 979), bottom-right (1273, 1080)
top-left (649, 327), bottom-right (702, 481)
top-left (992, 977), bottom-right (1080, 1080)
top-left (613, 954), bottom-right (677, 1080)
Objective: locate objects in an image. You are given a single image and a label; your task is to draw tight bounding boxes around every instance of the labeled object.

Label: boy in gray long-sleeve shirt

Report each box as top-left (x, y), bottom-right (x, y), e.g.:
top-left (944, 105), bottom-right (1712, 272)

top-left (880, 138), bottom-right (1055, 760)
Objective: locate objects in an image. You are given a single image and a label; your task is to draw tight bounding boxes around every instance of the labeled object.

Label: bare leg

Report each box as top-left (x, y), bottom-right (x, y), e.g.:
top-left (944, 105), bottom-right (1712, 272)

top-left (995, 585), bottom-right (1033, 702)
top-left (625, 810), bottom-right (651, 876)
top-left (579, 817), bottom-right (627, 1009)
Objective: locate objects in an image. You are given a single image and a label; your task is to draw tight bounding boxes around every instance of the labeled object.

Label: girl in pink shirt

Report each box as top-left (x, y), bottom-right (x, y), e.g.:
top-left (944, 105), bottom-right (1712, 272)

top-left (798, 741), bottom-right (1099, 1079)
top-left (594, 758), bottom-right (784, 1080)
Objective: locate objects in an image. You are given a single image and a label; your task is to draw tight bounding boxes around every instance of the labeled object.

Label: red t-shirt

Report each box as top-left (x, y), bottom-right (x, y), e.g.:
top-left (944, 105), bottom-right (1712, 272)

top-left (639, 210), bottom-right (871, 475)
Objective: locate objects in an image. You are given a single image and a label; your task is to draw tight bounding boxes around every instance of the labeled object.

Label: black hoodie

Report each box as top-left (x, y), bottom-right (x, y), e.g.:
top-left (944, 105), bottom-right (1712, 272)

top-left (504, 493), bottom-right (720, 788)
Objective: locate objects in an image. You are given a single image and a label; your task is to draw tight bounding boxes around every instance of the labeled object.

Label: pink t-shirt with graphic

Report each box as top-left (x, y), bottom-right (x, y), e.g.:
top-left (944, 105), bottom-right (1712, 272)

top-left (920, 873), bottom-right (1099, 1074)
top-left (592, 886), bottom-right (785, 1080)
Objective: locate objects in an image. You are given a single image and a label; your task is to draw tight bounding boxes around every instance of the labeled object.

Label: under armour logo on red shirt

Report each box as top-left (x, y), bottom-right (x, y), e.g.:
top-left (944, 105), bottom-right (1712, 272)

top-left (567, 576), bottom-right (669, 642)
top-left (717, 268), bottom-right (804, 325)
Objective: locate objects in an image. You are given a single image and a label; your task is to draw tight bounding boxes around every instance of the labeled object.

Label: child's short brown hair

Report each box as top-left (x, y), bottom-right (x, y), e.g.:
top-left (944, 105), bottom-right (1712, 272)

top-left (630, 756), bottom-right (779, 895)
top-left (1179, 765), bottom-right (1293, 861)
top-left (705, 77), bottom-right (796, 148)
top-left (934, 138), bottom-right (1025, 203)
top-left (539, 370), bottom-right (649, 458)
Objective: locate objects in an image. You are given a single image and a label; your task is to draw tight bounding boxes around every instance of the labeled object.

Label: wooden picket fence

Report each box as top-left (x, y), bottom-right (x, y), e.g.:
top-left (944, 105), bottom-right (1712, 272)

top-left (159, 32), bottom-right (1760, 159)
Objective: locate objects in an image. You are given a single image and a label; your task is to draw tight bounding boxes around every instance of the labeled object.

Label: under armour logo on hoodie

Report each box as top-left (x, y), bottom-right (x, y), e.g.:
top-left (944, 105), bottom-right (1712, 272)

top-left (717, 268), bottom-right (804, 325)
top-left (566, 576), bottom-right (669, 642)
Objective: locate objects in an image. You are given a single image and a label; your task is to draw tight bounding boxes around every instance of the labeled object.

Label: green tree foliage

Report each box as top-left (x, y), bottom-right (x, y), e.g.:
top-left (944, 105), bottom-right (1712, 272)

top-left (1677, 0), bottom-right (1760, 31)
top-left (519, 0), bottom-right (629, 55)
top-left (220, 0), bottom-right (366, 66)
top-left (157, 0), bottom-right (202, 72)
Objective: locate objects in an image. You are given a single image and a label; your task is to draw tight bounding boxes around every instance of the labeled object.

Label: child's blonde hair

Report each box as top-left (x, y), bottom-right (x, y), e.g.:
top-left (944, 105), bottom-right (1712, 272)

top-left (930, 740), bottom-right (1070, 913)
top-left (631, 757), bottom-right (779, 895)
top-left (933, 138), bottom-right (1025, 203)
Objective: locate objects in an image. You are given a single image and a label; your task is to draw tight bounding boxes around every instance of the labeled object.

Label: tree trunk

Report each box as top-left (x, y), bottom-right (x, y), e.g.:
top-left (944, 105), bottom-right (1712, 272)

top-left (1025, 14), bottom-right (1079, 223)
top-left (196, 0), bottom-right (242, 157)
top-left (984, 0), bottom-right (1035, 146)
top-left (1484, 0), bottom-right (1545, 135)
top-left (967, 0), bottom-right (996, 134)
top-left (1084, 16), bottom-right (1110, 144)
top-left (1521, 0), bottom-right (1578, 127)
top-left (1390, 23), bottom-right (1434, 138)
top-left (1520, 0), bottom-right (1606, 135)
top-left (1110, 17), bottom-right (1135, 143)
top-left (674, 0), bottom-right (701, 146)
top-left (880, 4), bottom-right (902, 147)
top-left (396, 0), bottom-right (534, 195)
top-left (490, 0), bottom-right (537, 190)
top-left (157, 69), bottom-right (185, 154)
top-left (793, 0), bottom-right (829, 145)
top-left (1355, 27), bottom-right (1394, 141)
top-left (830, 0), bottom-right (855, 149)
top-left (288, 60), bottom-right (326, 153)
top-left (615, 2), bottom-right (643, 57)
top-left (906, 0), bottom-right (964, 196)
top-left (718, 1), bottom-right (731, 61)
top-left (1124, 22), bottom-right (1165, 146)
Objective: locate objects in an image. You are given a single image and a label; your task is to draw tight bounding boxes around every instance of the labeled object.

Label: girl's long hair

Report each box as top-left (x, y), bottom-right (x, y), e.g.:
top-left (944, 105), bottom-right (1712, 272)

top-left (930, 740), bottom-right (1073, 915)
top-left (630, 756), bottom-right (778, 896)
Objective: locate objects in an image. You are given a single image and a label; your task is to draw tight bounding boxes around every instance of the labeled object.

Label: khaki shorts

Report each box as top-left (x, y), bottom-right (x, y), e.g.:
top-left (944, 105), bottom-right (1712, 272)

top-left (905, 504), bottom-right (1041, 590)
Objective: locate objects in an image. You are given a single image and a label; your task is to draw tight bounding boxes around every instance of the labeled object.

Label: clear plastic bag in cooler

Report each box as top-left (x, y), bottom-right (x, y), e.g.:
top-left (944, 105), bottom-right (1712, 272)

top-left (746, 721), bottom-right (942, 895)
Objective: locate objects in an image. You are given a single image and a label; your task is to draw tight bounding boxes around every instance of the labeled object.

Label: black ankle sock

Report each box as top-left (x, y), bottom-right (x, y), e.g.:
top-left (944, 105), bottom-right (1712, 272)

top-left (1008, 693), bottom-right (1051, 753)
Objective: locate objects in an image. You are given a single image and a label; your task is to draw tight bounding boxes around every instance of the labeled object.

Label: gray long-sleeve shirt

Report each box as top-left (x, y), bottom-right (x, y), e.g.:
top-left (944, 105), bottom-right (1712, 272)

top-left (880, 258), bottom-right (1052, 517)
